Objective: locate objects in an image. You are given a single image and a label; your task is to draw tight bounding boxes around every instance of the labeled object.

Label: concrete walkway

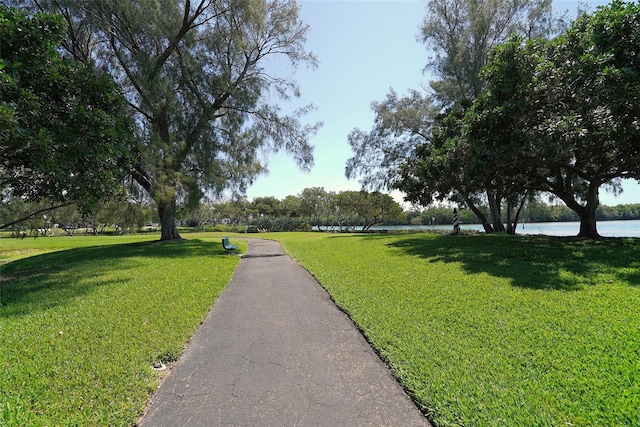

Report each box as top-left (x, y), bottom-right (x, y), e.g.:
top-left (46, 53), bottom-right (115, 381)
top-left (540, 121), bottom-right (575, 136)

top-left (139, 238), bottom-right (431, 426)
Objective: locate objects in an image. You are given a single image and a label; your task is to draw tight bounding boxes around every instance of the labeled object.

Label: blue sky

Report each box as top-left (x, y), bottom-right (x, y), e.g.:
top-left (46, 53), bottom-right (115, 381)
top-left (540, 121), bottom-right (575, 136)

top-left (245, 0), bottom-right (640, 207)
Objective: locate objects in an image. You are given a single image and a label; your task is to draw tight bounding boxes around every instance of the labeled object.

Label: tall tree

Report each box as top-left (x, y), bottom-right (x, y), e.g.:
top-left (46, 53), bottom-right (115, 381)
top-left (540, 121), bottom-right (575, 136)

top-left (529, 0), bottom-right (640, 237)
top-left (334, 191), bottom-right (403, 231)
top-left (346, 0), bottom-right (561, 230)
top-left (281, 194), bottom-right (302, 218)
top-left (421, 0), bottom-right (559, 106)
top-left (457, 35), bottom-right (543, 234)
top-left (23, 0), bottom-right (319, 240)
top-left (298, 187), bottom-right (331, 230)
top-left (396, 101), bottom-right (497, 233)
top-left (0, 6), bottom-right (135, 227)
top-left (252, 196), bottom-right (283, 219)
top-left (464, 1), bottom-right (640, 237)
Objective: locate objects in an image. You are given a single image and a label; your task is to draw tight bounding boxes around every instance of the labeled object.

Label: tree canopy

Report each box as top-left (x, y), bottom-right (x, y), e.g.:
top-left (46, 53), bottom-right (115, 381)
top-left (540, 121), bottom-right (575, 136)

top-left (347, 0), bottom-right (640, 237)
top-left (18, 0), bottom-right (320, 240)
top-left (334, 190), bottom-right (403, 231)
top-left (0, 6), bottom-right (135, 217)
top-left (346, 0), bottom-right (560, 233)
top-left (420, 0), bottom-right (560, 106)
top-left (461, 0), bottom-right (640, 236)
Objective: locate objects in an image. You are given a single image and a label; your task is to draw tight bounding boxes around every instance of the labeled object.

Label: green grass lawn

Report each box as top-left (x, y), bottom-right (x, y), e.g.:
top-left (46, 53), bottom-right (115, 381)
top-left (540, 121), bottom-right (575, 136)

top-left (0, 233), bottom-right (244, 426)
top-left (2, 231), bottom-right (639, 426)
top-left (275, 232), bottom-right (640, 427)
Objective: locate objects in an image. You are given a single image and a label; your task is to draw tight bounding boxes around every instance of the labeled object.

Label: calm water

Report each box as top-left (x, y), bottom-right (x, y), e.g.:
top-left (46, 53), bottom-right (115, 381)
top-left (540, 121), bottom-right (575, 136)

top-left (371, 219), bottom-right (640, 237)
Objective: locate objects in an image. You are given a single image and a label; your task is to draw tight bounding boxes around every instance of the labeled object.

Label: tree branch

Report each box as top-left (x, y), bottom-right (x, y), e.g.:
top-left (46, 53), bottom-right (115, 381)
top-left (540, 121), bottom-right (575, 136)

top-left (0, 203), bottom-right (74, 230)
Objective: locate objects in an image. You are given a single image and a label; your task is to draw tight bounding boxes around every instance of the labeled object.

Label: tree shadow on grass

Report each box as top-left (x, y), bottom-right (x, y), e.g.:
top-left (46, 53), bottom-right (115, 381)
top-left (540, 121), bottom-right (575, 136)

top-left (0, 239), bottom-right (227, 317)
top-left (381, 234), bottom-right (640, 291)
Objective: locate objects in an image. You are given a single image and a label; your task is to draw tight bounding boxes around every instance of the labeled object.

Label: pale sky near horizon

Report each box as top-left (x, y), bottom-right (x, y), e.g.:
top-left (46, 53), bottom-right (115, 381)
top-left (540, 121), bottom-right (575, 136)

top-left (245, 0), bottom-right (640, 207)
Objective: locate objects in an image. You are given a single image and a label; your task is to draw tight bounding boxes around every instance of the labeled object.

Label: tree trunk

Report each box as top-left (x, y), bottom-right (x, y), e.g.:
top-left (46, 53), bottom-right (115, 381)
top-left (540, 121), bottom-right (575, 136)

top-left (157, 198), bottom-right (183, 241)
top-left (506, 196), bottom-right (527, 235)
top-left (506, 201), bottom-right (515, 235)
top-left (577, 185), bottom-right (600, 238)
top-left (487, 191), bottom-right (505, 232)
top-left (463, 194), bottom-right (494, 232)
top-left (555, 182), bottom-right (601, 238)
top-left (578, 209), bottom-right (599, 237)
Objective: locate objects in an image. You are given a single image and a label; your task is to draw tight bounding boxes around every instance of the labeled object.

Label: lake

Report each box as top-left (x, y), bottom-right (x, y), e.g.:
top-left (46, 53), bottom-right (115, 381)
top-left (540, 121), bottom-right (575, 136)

top-left (370, 219), bottom-right (640, 237)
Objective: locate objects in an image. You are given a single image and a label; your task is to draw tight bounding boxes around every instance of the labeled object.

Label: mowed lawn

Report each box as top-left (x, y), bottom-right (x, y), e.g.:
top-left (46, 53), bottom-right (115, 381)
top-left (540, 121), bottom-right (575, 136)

top-left (276, 232), bottom-right (640, 427)
top-left (1, 232), bottom-right (639, 426)
top-left (0, 233), bottom-right (243, 426)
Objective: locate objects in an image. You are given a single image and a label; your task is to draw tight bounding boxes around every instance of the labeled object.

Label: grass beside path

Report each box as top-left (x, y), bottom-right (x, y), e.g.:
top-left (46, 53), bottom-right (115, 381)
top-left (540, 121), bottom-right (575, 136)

top-left (276, 232), bottom-right (640, 427)
top-left (0, 233), bottom-right (243, 426)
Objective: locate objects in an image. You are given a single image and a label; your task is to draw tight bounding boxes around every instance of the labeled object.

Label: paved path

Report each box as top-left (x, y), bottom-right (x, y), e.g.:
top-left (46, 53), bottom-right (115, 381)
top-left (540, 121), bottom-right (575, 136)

top-left (139, 238), bottom-right (430, 426)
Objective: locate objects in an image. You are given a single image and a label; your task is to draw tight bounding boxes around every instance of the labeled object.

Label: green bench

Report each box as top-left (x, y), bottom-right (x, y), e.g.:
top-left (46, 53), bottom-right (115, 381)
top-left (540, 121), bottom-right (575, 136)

top-left (221, 237), bottom-right (238, 254)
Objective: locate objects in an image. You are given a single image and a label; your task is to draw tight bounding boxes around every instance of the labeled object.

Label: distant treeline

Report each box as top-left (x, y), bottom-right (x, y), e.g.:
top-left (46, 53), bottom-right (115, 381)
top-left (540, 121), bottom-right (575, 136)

top-left (411, 203), bottom-right (640, 226)
top-left (4, 194), bottom-right (638, 235)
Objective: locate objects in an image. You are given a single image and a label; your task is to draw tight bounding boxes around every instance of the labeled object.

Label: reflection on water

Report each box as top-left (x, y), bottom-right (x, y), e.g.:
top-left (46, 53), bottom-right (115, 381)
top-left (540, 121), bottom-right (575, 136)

top-left (370, 219), bottom-right (640, 237)
top-left (517, 219), bottom-right (640, 237)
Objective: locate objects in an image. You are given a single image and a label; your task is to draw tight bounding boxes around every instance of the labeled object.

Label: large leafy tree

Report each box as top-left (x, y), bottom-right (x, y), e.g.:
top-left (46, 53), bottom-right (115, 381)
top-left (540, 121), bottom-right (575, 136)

top-left (252, 196), bottom-right (283, 219)
top-left (457, 36), bottom-right (543, 234)
top-left (529, 0), bottom-right (640, 237)
top-left (21, 0), bottom-right (319, 240)
top-left (346, 0), bottom-right (560, 230)
top-left (398, 101), bottom-right (498, 233)
top-left (0, 6), bottom-right (135, 227)
top-left (334, 190), bottom-right (403, 231)
top-left (298, 186), bottom-right (332, 230)
top-left (460, 1), bottom-right (640, 237)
